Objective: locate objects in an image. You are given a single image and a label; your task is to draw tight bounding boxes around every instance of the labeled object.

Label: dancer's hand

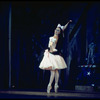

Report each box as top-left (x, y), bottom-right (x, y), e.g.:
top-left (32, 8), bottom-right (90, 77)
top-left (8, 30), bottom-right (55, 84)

top-left (69, 20), bottom-right (72, 23)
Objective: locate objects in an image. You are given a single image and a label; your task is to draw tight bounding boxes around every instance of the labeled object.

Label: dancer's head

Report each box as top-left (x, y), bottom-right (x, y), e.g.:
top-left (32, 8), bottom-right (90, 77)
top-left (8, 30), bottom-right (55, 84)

top-left (54, 23), bottom-right (65, 37)
top-left (54, 27), bottom-right (63, 36)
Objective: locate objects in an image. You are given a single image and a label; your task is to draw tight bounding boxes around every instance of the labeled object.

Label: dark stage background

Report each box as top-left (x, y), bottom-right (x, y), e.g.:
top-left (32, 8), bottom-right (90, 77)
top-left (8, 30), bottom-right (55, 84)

top-left (0, 1), bottom-right (100, 92)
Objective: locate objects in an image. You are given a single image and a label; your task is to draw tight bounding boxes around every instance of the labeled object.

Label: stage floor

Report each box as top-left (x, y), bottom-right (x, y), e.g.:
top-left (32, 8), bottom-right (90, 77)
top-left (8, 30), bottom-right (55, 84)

top-left (0, 89), bottom-right (100, 99)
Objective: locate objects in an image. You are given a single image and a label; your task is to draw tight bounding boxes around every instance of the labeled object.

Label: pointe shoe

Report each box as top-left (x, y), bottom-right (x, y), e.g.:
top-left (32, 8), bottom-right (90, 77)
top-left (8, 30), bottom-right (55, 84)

top-left (54, 84), bottom-right (59, 93)
top-left (47, 85), bottom-right (52, 93)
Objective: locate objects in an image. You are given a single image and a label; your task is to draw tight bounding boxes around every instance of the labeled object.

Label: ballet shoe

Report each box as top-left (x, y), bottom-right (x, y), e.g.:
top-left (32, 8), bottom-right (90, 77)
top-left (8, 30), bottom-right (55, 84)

top-left (54, 84), bottom-right (59, 93)
top-left (47, 85), bottom-right (52, 93)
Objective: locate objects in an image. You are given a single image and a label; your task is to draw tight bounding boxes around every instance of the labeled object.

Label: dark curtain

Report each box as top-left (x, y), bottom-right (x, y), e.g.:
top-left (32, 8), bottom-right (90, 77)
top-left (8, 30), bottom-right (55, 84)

top-left (0, 2), bottom-right (9, 89)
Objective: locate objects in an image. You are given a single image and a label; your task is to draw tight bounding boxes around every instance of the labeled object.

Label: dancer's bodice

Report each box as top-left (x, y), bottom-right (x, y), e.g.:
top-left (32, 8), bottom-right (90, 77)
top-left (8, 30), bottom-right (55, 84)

top-left (48, 36), bottom-right (57, 52)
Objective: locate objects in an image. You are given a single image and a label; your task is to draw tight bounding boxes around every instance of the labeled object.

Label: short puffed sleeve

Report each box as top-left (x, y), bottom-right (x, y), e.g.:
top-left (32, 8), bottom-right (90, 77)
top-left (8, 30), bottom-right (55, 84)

top-left (48, 37), bottom-right (56, 47)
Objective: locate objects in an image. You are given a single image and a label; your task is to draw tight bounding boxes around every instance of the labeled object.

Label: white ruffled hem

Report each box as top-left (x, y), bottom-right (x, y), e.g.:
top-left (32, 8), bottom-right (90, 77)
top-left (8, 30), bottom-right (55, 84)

top-left (39, 50), bottom-right (67, 70)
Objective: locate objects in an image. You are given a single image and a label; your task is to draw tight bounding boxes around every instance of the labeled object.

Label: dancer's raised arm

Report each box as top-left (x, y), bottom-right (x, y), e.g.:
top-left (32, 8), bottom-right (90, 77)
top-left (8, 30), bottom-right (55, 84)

top-left (62, 20), bottom-right (72, 31)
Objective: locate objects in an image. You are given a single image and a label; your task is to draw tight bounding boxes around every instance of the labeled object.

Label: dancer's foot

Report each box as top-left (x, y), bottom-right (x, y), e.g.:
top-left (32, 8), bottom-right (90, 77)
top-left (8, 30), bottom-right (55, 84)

top-left (54, 84), bottom-right (59, 93)
top-left (47, 84), bottom-right (52, 93)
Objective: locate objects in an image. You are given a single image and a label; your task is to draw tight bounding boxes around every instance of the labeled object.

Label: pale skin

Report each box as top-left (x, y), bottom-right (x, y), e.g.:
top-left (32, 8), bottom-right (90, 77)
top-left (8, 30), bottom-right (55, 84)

top-left (47, 20), bottom-right (72, 93)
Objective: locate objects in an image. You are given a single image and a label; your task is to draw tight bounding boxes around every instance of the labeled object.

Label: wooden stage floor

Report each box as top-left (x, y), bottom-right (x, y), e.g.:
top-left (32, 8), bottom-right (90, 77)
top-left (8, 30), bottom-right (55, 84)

top-left (0, 89), bottom-right (100, 99)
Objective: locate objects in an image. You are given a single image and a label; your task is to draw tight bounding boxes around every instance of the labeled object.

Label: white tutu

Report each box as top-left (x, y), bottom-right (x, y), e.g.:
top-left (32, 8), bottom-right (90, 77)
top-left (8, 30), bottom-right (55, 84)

top-left (39, 50), bottom-right (67, 70)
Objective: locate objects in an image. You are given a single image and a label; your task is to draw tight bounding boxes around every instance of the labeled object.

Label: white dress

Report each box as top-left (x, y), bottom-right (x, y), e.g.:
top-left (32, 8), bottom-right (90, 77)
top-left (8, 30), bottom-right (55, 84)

top-left (39, 36), bottom-right (67, 70)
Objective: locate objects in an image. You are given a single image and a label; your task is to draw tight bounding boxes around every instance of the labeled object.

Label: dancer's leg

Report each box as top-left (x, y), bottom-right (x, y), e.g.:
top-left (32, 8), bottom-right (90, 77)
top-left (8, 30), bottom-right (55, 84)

top-left (47, 70), bottom-right (55, 93)
top-left (54, 69), bottom-right (59, 93)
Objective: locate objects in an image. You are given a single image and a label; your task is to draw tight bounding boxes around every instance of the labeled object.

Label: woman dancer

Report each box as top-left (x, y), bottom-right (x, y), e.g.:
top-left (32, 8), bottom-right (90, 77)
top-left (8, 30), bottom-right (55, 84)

top-left (39, 20), bottom-right (72, 93)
